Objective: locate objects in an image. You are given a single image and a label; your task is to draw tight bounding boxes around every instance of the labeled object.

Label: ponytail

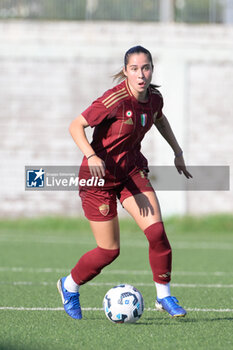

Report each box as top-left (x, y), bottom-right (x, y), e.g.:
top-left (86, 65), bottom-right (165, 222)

top-left (112, 68), bottom-right (126, 83)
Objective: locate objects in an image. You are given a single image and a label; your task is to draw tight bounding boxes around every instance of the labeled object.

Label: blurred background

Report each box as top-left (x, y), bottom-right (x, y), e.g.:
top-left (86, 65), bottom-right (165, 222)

top-left (0, 0), bottom-right (232, 218)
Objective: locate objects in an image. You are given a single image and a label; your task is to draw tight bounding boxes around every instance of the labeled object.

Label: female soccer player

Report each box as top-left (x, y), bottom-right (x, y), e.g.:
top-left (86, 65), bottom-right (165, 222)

top-left (57, 45), bottom-right (192, 319)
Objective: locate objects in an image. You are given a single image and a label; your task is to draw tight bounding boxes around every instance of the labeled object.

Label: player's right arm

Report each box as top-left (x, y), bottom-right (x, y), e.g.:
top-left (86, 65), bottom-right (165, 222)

top-left (69, 114), bottom-right (105, 179)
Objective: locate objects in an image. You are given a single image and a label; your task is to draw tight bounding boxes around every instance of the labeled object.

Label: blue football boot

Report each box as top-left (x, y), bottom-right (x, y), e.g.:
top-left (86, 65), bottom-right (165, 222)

top-left (57, 277), bottom-right (82, 319)
top-left (155, 296), bottom-right (187, 317)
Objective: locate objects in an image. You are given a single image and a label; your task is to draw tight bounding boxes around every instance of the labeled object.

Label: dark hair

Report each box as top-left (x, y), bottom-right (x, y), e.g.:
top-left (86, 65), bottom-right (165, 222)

top-left (113, 45), bottom-right (154, 82)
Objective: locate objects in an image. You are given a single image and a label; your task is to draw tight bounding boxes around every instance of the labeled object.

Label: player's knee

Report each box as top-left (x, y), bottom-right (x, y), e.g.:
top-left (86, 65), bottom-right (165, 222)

top-left (144, 222), bottom-right (171, 250)
top-left (97, 246), bottom-right (120, 265)
top-left (108, 247), bottom-right (120, 262)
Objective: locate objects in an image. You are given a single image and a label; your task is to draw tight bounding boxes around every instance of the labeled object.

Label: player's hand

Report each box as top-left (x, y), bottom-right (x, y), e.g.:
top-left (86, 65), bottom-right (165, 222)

top-left (174, 155), bottom-right (192, 179)
top-left (88, 155), bottom-right (106, 179)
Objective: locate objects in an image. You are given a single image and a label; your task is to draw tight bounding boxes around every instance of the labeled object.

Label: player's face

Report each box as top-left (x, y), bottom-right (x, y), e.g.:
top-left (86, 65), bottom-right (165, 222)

top-left (124, 53), bottom-right (153, 101)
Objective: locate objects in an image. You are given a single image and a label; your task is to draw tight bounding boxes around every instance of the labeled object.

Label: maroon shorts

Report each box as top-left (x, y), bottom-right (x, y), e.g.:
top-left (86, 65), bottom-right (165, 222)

top-left (79, 169), bottom-right (154, 221)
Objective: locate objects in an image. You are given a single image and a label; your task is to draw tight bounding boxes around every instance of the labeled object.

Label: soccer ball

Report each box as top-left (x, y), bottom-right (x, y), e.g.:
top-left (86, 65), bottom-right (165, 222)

top-left (103, 284), bottom-right (144, 324)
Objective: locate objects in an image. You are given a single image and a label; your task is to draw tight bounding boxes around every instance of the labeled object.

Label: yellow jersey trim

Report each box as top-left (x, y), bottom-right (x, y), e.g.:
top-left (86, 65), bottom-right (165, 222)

top-left (102, 87), bottom-right (126, 104)
top-left (103, 89), bottom-right (128, 108)
top-left (104, 93), bottom-right (129, 108)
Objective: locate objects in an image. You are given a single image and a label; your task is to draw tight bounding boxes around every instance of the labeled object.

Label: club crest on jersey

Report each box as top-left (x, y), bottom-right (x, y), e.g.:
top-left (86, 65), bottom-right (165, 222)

top-left (126, 110), bottom-right (133, 118)
top-left (140, 113), bottom-right (147, 127)
top-left (99, 204), bottom-right (110, 216)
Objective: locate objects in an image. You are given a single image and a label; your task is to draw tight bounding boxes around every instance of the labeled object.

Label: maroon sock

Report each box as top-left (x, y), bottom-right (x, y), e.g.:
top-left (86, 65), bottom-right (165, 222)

top-left (144, 222), bottom-right (172, 284)
top-left (71, 246), bottom-right (120, 285)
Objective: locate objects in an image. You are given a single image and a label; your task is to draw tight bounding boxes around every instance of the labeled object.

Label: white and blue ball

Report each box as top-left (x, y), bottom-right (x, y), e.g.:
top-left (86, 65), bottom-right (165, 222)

top-left (103, 284), bottom-right (144, 323)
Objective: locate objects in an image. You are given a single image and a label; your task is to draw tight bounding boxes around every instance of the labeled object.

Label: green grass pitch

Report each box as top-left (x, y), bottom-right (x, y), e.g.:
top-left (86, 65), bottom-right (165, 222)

top-left (0, 215), bottom-right (233, 350)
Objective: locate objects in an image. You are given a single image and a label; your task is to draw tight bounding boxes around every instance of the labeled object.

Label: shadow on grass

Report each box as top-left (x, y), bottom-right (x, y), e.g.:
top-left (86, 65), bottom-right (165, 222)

top-left (83, 314), bottom-right (194, 325)
top-left (139, 317), bottom-right (198, 325)
top-left (201, 316), bottom-right (233, 322)
top-left (77, 313), bottom-right (233, 324)
top-left (129, 315), bottom-right (233, 325)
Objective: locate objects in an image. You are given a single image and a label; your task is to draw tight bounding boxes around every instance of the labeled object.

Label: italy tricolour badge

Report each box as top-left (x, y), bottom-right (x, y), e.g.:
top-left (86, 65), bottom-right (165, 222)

top-left (140, 113), bottom-right (147, 127)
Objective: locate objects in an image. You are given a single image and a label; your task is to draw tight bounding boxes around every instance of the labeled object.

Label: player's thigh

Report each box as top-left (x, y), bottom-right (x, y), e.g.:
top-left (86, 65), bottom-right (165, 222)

top-left (122, 191), bottom-right (162, 231)
top-left (89, 216), bottom-right (120, 250)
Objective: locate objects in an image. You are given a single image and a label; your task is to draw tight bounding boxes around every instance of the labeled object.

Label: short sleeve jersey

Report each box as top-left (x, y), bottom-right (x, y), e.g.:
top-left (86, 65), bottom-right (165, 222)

top-left (80, 79), bottom-right (163, 186)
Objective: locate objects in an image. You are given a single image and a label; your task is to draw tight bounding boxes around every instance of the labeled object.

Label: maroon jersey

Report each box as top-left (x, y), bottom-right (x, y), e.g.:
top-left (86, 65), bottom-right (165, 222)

top-left (80, 79), bottom-right (163, 187)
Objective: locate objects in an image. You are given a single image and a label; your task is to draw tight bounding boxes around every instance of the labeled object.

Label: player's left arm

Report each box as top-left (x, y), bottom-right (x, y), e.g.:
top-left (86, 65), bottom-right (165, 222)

top-left (154, 114), bottom-right (192, 179)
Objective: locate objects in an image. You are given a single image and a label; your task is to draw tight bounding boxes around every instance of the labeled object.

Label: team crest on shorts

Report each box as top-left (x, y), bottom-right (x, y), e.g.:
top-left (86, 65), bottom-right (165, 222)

top-left (99, 204), bottom-right (110, 216)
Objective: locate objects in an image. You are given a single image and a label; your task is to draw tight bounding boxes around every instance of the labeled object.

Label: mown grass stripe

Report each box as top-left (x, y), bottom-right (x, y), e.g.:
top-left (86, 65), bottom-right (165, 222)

top-left (0, 267), bottom-right (232, 276)
top-left (1, 281), bottom-right (233, 288)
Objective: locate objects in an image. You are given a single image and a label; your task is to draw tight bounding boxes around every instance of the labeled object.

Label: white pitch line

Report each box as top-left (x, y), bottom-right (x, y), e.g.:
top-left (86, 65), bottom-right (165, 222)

top-left (171, 283), bottom-right (233, 288)
top-left (185, 308), bottom-right (233, 313)
top-left (0, 267), bottom-right (69, 273)
top-left (146, 308), bottom-right (233, 313)
top-left (104, 271), bottom-right (233, 277)
top-left (0, 267), bottom-right (232, 277)
top-left (0, 281), bottom-right (233, 288)
top-left (0, 235), bottom-right (232, 250)
top-left (89, 282), bottom-right (233, 288)
top-left (0, 306), bottom-right (233, 313)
